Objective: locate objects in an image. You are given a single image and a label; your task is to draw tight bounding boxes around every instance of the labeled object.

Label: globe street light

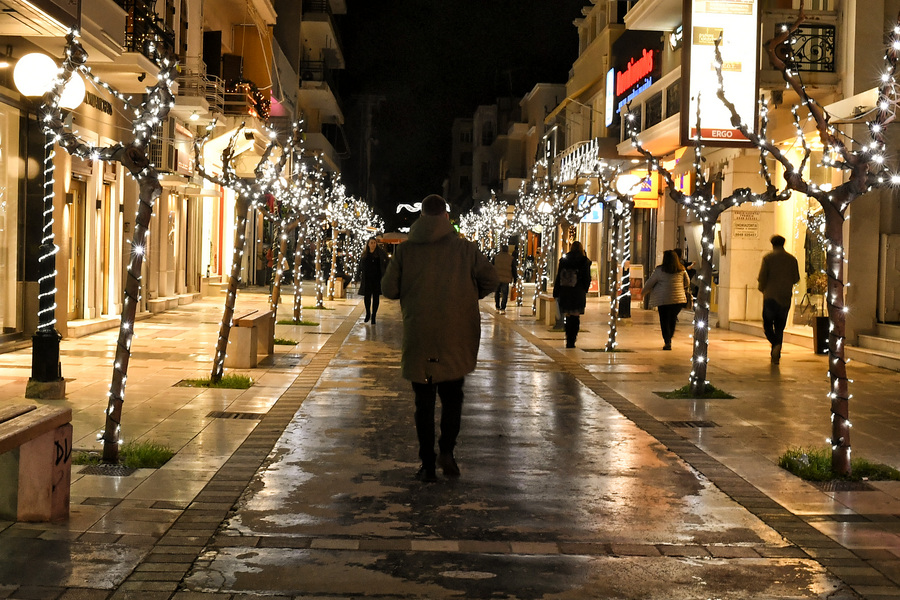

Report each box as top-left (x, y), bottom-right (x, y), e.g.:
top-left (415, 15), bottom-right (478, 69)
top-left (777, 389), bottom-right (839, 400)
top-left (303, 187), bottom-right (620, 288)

top-left (15, 52), bottom-right (85, 399)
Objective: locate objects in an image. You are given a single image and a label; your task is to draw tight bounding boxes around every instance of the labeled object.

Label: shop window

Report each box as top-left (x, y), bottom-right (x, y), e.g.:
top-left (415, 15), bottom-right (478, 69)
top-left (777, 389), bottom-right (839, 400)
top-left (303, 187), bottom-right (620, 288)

top-left (645, 92), bottom-right (663, 129)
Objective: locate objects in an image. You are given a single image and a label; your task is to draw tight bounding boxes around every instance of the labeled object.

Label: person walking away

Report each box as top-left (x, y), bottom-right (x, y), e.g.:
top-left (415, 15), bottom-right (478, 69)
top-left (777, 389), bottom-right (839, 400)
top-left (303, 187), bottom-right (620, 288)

top-left (381, 194), bottom-right (498, 482)
top-left (758, 234), bottom-right (800, 364)
top-left (552, 241), bottom-right (592, 348)
top-left (492, 245), bottom-right (516, 313)
top-left (642, 249), bottom-right (691, 350)
top-left (358, 237), bottom-right (388, 324)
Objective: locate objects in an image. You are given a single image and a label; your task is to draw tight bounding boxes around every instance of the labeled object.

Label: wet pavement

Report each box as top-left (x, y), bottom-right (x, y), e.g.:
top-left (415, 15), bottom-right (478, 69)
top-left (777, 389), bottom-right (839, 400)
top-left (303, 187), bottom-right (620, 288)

top-left (1, 287), bottom-right (899, 599)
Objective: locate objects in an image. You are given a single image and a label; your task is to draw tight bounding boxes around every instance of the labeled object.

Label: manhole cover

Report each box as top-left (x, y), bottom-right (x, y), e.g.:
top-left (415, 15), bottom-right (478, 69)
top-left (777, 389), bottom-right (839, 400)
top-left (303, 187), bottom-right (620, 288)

top-left (79, 464), bottom-right (137, 477)
top-left (665, 420), bottom-right (720, 428)
top-left (811, 480), bottom-right (876, 492)
top-left (207, 410), bottom-right (265, 420)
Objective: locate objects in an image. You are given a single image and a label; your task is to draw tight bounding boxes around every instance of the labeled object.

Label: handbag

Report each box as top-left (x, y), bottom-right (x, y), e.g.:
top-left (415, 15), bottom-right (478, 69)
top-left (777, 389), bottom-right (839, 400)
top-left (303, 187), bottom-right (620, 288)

top-left (793, 293), bottom-right (817, 326)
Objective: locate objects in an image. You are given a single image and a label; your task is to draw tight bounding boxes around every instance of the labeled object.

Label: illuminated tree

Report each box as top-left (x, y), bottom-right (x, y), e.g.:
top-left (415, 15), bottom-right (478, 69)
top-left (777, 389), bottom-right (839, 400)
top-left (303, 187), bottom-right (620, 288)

top-left (629, 92), bottom-right (788, 397)
top-left (42, 31), bottom-right (176, 463)
top-left (715, 9), bottom-right (900, 475)
top-left (194, 122), bottom-right (296, 382)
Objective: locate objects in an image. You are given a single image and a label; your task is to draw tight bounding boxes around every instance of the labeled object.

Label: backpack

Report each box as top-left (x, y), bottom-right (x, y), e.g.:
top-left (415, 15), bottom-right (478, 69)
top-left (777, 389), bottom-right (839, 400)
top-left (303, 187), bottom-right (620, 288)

top-left (558, 267), bottom-right (578, 288)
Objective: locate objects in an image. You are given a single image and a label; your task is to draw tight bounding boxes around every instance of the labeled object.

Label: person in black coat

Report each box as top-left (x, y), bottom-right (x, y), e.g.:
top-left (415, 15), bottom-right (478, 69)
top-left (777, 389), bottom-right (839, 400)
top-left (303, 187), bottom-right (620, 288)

top-left (357, 237), bottom-right (389, 323)
top-left (553, 241), bottom-right (592, 348)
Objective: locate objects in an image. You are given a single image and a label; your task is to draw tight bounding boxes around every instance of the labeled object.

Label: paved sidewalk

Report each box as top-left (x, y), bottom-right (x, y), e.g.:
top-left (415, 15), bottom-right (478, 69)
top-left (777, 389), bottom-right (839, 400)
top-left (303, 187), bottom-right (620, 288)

top-left (0, 287), bottom-right (898, 599)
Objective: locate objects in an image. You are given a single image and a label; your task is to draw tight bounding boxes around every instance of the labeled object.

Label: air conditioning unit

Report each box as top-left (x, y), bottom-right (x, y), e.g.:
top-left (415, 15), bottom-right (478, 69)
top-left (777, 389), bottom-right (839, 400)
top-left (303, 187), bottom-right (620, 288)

top-left (147, 117), bottom-right (177, 173)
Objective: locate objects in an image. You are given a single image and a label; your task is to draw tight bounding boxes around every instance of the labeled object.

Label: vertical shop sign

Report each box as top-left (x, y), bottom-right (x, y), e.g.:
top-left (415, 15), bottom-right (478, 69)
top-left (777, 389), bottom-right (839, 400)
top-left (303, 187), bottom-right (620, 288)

top-left (682, 0), bottom-right (759, 146)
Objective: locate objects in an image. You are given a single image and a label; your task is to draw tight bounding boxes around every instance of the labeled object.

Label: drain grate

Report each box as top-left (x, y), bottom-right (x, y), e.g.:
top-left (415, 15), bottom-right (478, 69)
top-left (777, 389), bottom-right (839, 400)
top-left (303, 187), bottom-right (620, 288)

top-left (811, 480), bottom-right (876, 492)
top-left (79, 464), bottom-right (137, 477)
top-left (665, 420), bottom-right (720, 428)
top-left (207, 410), bottom-right (265, 420)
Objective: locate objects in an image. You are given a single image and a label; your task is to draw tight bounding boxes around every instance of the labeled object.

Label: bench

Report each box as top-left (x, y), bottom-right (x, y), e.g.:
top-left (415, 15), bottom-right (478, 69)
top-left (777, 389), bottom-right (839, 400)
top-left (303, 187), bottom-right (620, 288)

top-left (0, 404), bottom-right (72, 522)
top-left (535, 293), bottom-right (560, 327)
top-left (224, 309), bottom-right (276, 369)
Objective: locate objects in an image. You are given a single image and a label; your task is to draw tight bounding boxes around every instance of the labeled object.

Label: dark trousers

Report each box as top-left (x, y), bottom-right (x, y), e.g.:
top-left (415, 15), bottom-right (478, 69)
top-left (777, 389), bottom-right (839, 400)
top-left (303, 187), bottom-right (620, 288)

top-left (363, 293), bottom-right (380, 318)
top-left (564, 314), bottom-right (580, 347)
top-left (657, 303), bottom-right (685, 344)
top-left (495, 283), bottom-right (510, 309)
top-left (412, 378), bottom-right (464, 468)
top-left (762, 298), bottom-right (790, 346)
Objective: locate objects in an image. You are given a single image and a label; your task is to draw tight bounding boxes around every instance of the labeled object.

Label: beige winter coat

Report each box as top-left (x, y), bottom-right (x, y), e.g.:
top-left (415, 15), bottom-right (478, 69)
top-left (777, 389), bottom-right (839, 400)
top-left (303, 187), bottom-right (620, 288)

top-left (382, 214), bottom-right (498, 383)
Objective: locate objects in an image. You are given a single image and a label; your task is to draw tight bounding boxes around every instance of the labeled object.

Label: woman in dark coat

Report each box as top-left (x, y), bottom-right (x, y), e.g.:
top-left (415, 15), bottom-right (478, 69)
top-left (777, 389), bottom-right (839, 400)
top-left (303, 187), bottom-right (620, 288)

top-left (358, 237), bottom-right (388, 323)
top-left (553, 241), bottom-right (592, 348)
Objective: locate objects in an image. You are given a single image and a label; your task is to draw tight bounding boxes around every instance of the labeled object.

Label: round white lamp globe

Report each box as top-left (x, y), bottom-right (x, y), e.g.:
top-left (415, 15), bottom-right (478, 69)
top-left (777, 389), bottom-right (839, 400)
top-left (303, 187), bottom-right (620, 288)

top-left (13, 52), bottom-right (85, 109)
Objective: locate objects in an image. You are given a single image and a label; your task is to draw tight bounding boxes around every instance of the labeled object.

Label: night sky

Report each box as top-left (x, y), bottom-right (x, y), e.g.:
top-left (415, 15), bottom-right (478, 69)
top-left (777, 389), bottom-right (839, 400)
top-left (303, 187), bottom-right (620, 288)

top-left (339, 1), bottom-right (588, 229)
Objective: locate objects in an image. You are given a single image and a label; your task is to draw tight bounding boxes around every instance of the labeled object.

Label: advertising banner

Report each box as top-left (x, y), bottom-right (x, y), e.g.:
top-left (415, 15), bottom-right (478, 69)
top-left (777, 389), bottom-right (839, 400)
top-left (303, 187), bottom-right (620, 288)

top-left (682, 0), bottom-right (759, 146)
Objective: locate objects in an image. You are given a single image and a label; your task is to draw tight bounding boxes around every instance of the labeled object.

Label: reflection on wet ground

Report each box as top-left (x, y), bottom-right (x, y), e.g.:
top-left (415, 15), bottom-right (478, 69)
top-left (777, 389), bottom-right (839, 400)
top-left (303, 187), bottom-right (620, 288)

top-left (184, 301), bottom-right (856, 599)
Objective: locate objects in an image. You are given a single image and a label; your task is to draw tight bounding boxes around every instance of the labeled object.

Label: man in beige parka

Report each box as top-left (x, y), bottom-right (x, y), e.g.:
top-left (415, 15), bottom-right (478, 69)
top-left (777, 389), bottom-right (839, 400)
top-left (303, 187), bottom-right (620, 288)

top-left (382, 194), bottom-right (498, 482)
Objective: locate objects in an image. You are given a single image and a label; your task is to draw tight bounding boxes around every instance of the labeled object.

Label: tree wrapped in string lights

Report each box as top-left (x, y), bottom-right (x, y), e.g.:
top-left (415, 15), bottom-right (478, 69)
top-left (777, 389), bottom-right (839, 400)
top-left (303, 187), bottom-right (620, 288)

top-left (715, 9), bottom-right (900, 475)
top-left (629, 91), bottom-right (788, 396)
top-left (194, 121), bottom-right (297, 382)
top-left (40, 31), bottom-right (176, 463)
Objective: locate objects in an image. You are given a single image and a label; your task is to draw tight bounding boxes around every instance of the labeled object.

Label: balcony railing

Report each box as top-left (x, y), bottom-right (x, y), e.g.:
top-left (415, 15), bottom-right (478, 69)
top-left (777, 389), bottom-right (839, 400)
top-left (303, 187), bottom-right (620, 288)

top-left (114, 0), bottom-right (176, 57)
top-left (779, 22), bottom-right (836, 72)
top-left (177, 67), bottom-right (225, 114)
top-left (224, 82), bottom-right (270, 119)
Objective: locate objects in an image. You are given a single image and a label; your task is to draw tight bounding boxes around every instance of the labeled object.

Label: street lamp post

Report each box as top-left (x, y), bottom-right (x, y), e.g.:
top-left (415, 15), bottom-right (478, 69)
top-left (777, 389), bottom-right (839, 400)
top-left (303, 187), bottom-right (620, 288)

top-left (15, 53), bottom-right (85, 399)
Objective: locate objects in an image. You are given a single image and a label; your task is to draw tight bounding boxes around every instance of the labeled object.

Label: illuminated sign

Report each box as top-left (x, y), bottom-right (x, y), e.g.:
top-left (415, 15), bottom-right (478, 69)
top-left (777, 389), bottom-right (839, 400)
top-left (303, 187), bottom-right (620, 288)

top-left (616, 49), bottom-right (654, 97)
top-left (605, 69), bottom-right (615, 127)
top-left (578, 194), bottom-right (604, 223)
top-left (683, 0), bottom-right (759, 146)
top-left (611, 31), bottom-right (663, 119)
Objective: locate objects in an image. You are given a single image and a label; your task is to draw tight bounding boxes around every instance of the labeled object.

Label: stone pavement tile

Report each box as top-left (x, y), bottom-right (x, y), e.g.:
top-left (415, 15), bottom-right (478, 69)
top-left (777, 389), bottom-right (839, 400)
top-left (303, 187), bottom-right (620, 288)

top-left (57, 590), bottom-right (112, 600)
top-left (657, 544), bottom-right (711, 558)
top-left (609, 543), bottom-right (662, 557)
top-left (706, 545), bottom-right (762, 558)
top-left (456, 540), bottom-right (510, 554)
top-left (753, 546), bottom-right (809, 558)
top-left (213, 536), bottom-right (262, 548)
top-left (116, 582), bottom-right (177, 593)
top-left (803, 546), bottom-right (859, 559)
top-left (108, 592), bottom-right (173, 600)
top-left (0, 586), bottom-right (14, 600)
top-left (848, 586), bottom-right (900, 598)
top-left (7, 587), bottom-right (64, 599)
top-left (77, 533), bottom-right (121, 544)
top-left (410, 540), bottom-right (459, 552)
top-left (309, 538), bottom-right (359, 550)
top-left (870, 561), bottom-right (900, 584)
top-left (116, 535), bottom-right (158, 547)
top-left (358, 538), bottom-right (410, 552)
top-left (557, 542), bottom-right (610, 555)
top-left (128, 571), bottom-right (185, 582)
top-left (826, 566), bottom-right (895, 586)
top-left (509, 542), bottom-right (559, 555)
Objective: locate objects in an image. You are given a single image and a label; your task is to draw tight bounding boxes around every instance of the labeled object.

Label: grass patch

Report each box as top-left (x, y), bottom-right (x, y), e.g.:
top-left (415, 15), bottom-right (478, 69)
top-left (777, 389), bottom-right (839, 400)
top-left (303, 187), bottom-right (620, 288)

top-left (655, 384), bottom-right (734, 399)
top-left (274, 337), bottom-right (297, 345)
top-left (176, 373), bottom-right (253, 389)
top-left (779, 446), bottom-right (900, 482)
top-left (72, 440), bottom-right (174, 469)
top-left (277, 319), bottom-right (319, 326)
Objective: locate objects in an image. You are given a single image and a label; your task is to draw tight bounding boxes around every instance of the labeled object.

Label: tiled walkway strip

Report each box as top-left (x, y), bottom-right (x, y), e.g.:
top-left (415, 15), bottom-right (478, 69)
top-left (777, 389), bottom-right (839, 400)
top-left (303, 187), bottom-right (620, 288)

top-left (505, 319), bottom-right (900, 600)
top-left (109, 305), bottom-right (364, 600)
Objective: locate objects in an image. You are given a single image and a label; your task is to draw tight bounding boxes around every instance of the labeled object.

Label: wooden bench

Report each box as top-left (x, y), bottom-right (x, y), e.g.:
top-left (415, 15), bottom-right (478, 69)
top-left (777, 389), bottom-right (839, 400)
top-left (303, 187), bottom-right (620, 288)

top-left (0, 404), bottom-right (72, 522)
top-left (225, 309), bottom-right (276, 369)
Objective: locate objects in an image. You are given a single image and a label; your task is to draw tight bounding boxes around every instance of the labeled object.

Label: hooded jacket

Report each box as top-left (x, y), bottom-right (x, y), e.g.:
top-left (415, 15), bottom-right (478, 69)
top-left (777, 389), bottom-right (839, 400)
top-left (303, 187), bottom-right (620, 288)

top-left (382, 214), bottom-right (498, 383)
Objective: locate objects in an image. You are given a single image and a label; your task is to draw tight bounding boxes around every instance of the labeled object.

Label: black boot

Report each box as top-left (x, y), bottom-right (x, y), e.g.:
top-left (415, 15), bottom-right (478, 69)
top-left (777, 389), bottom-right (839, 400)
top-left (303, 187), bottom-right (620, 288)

top-left (565, 315), bottom-right (579, 348)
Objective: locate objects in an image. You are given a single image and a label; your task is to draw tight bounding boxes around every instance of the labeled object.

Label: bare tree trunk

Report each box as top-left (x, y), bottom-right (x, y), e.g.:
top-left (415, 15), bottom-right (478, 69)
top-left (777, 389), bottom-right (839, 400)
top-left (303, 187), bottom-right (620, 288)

top-left (270, 228), bottom-right (289, 318)
top-left (606, 211), bottom-right (622, 352)
top-left (689, 218), bottom-right (718, 396)
top-left (210, 197), bottom-right (251, 383)
top-left (102, 159), bottom-right (161, 463)
top-left (823, 198), bottom-right (852, 475)
top-left (515, 236), bottom-right (526, 307)
top-left (328, 226), bottom-right (337, 300)
top-left (315, 227), bottom-right (325, 308)
top-left (292, 228), bottom-right (304, 322)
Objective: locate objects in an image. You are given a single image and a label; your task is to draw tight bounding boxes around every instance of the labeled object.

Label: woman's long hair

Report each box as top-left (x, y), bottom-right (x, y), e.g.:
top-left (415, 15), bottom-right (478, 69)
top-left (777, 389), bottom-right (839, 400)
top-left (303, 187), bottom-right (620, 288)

top-left (567, 241), bottom-right (585, 258)
top-left (661, 249), bottom-right (685, 274)
top-left (361, 237), bottom-right (378, 258)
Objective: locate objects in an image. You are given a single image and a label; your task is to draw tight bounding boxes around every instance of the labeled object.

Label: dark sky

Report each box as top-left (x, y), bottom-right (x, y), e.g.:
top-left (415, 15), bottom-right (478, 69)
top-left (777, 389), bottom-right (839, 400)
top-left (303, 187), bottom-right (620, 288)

top-left (339, 1), bottom-right (587, 229)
